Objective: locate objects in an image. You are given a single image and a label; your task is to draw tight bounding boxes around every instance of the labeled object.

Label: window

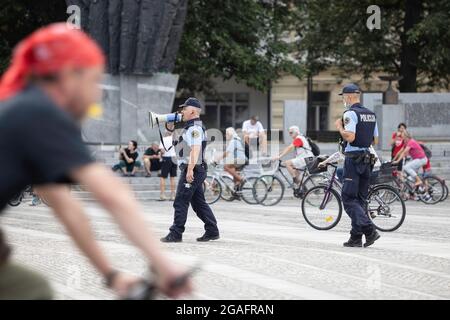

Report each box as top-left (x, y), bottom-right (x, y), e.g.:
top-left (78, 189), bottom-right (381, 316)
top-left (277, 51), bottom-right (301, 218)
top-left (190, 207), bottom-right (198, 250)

top-left (204, 93), bottom-right (250, 131)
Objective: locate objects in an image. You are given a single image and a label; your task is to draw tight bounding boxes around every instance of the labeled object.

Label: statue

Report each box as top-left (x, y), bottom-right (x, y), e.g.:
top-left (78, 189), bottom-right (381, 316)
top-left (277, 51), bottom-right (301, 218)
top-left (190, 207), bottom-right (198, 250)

top-left (66, 0), bottom-right (188, 75)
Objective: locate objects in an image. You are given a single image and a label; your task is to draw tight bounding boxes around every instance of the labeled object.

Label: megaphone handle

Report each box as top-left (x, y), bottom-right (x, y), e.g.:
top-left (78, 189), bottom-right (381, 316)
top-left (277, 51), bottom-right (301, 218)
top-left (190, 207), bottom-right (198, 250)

top-left (165, 122), bottom-right (175, 132)
top-left (155, 117), bottom-right (174, 152)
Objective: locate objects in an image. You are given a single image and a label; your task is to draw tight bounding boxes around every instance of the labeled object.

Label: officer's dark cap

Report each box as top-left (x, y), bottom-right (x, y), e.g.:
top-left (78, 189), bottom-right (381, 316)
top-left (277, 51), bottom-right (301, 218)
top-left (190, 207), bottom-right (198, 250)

top-left (339, 83), bottom-right (361, 95)
top-left (178, 97), bottom-right (202, 109)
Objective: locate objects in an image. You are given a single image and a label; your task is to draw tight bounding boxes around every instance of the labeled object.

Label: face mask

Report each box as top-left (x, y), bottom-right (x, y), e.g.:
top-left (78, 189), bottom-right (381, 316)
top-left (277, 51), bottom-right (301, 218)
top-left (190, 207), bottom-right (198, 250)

top-left (343, 99), bottom-right (351, 108)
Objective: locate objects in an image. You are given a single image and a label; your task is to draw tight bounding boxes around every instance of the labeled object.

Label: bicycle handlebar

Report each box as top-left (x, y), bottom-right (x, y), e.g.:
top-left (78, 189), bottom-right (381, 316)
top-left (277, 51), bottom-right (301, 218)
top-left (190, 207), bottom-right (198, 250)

top-left (123, 264), bottom-right (201, 300)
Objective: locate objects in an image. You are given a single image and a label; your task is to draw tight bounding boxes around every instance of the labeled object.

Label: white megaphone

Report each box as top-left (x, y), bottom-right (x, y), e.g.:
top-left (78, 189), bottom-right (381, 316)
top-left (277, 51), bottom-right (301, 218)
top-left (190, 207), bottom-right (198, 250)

top-left (149, 111), bottom-right (183, 128)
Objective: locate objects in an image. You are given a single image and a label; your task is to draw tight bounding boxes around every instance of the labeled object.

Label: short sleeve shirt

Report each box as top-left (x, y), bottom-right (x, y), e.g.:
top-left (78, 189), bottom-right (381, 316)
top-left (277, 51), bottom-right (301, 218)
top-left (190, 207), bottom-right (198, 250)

top-left (293, 135), bottom-right (313, 158)
top-left (0, 86), bottom-right (94, 213)
top-left (407, 139), bottom-right (426, 159)
top-left (225, 138), bottom-right (246, 164)
top-left (178, 124), bottom-right (206, 165)
top-left (242, 120), bottom-right (264, 138)
top-left (123, 148), bottom-right (139, 162)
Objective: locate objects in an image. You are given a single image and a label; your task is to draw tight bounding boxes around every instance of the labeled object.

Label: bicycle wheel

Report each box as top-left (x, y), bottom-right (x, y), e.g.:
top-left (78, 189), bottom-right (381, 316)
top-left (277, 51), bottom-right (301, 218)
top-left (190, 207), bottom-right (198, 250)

top-left (419, 175), bottom-right (445, 204)
top-left (252, 177), bottom-right (268, 204)
top-left (203, 175), bottom-right (222, 205)
top-left (240, 177), bottom-right (259, 205)
top-left (8, 193), bottom-right (23, 207)
top-left (442, 183), bottom-right (449, 202)
top-left (220, 175), bottom-right (236, 201)
top-left (255, 175), bottom-right (285, 206)
top-left (367, 184), bottom-right (406, 232)
top-left (302, 186), bottom-right (342, 230)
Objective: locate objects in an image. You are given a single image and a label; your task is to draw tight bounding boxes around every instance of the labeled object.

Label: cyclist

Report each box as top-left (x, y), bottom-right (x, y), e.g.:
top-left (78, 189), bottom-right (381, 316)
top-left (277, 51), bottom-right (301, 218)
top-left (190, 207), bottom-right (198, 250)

top-left (214, 127), bottom-right (247, 191)
top-left (392, 131), bottom-right (428, 187)
top-left (0, 24), bottom-right (192, 299)
top-left (272, 126), bottom-right (313, 187)
top-left (391, 123), bottom-right (407, 170)
top-left (319, 146), bottom-right (381, 183)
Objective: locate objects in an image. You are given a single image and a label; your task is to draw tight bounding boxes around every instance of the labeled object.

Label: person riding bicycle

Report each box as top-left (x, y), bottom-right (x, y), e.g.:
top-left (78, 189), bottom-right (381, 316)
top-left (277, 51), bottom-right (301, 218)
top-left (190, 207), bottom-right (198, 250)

top-left (272, 126), bottom-right (314, 188)
top-left (0, 24), bottom-right (192, 299)
top-left (319, 146), bottom-right (381, 183)
top-left (214, 127), bottom-right (247, 191)
top-left (392, 131), bottom-right (428, 187)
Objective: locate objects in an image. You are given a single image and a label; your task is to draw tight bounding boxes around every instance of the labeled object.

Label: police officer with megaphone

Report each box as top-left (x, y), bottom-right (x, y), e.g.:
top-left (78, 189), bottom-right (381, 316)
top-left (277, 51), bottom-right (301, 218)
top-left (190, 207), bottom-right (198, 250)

top-left (159, 98), bottom-right (220, 243)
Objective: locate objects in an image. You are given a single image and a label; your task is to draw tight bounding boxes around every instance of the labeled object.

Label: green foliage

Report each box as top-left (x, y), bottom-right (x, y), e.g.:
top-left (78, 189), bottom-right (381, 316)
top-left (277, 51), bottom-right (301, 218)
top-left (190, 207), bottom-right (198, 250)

top-left (294, 0), bottom-right (450, 92)
top-left (0, 0), bottom-right (67, 74)
top-left (174, 0), bottom-right (304, 95)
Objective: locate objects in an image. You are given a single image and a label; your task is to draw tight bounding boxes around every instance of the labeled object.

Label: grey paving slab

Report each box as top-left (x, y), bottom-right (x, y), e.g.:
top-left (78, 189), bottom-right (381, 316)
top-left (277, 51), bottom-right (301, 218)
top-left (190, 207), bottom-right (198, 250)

top-left (1, 198), bottom-right (449, 300)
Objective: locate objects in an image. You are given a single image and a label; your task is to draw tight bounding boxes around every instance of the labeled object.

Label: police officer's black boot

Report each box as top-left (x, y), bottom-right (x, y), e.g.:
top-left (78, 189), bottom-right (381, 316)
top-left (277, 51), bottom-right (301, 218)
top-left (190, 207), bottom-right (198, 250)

top-left (196, 233), bottom-right (220, 242)
top-left (343, 234), bottom-right (363, 247)
top-left (160, 233), bottom-right (182, 243)
top-left (364, 230), bottom-right (380, 247)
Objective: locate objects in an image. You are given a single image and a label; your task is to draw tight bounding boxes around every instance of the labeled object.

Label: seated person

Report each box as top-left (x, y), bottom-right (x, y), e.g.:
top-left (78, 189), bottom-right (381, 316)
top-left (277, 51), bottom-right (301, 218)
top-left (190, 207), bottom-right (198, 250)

top-left (242, 115), bottom-right (267, 157)
top-left (392, 131), bottom-right (428, 186)
top-left (215, 127), bottom-right (247, 190)
top-left (112, 140), bottom-right (142, 177)
top-left (272, 126), bottom-right (314, 187)
top-left (143, 142), bottom-right (162, 177)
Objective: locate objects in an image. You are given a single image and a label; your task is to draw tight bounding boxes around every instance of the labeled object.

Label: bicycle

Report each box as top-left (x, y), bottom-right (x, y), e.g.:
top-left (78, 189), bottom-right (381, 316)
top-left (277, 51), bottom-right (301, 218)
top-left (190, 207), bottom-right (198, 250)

top-left (253, 159), bottom-right (326, 206)
top-left (391, 167), bottom-right (445, 205)
top-left (8, 186), bottom-right (49, 207)
top-left (301, 162), bottom-right (406, 232)
top-left (203, 163), bottom-right (261, 205)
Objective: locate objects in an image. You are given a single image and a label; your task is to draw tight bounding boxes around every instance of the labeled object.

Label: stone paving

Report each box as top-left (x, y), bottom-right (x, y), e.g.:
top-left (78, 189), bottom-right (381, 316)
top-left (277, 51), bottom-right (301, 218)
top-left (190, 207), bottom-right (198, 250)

top-left (1, 197), bottom-right (450, 300)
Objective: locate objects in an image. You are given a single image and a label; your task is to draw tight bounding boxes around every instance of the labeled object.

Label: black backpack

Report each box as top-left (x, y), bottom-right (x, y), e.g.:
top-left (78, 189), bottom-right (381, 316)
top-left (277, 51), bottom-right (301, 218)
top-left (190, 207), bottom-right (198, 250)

top-left (419, 143), bottom-right (432, 159)
top-left (306, 137), bottom-right (320, 156)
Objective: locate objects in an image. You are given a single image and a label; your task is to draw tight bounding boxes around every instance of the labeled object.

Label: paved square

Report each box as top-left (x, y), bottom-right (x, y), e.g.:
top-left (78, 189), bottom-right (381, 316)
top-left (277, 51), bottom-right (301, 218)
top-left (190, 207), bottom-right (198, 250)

top-left (1, 198), bottom-right (450, 300)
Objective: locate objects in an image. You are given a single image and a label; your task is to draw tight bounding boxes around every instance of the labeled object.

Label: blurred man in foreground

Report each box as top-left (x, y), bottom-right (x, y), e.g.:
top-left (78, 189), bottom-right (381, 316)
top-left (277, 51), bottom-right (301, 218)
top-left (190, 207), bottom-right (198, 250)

top-left (0, 24), bottom-right (192, 299)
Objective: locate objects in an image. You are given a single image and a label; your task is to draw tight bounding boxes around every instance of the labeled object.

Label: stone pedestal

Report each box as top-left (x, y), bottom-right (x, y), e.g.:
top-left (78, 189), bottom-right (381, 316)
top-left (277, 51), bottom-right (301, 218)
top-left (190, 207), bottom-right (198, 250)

top-left (283, 100), bottom-right (307, 142)
top-left (82, 73), bottom-right (178, 145)
top-left (374, 104), bottom-right (405, 151)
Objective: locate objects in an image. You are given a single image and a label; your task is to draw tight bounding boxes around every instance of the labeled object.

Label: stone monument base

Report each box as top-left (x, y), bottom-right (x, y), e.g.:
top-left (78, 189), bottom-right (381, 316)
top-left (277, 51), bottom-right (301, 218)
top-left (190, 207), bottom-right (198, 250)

top-left (82, 73), bottom-right (179, 145)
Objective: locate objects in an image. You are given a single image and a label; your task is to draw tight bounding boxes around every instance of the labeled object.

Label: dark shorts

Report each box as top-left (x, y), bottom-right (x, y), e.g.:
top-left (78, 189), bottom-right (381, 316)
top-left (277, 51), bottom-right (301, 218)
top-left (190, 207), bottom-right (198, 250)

top-left (160, 157), bottom-right (177, 178)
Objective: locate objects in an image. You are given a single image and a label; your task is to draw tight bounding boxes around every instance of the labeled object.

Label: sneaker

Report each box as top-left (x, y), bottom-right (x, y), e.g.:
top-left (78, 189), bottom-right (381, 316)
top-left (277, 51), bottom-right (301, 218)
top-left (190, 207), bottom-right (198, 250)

top-left (364, 230), bottom-right (381, 247)
top-left (160, 233), bottom-right (182, 243)
top-left (196, 234), bottom-right (220, 242)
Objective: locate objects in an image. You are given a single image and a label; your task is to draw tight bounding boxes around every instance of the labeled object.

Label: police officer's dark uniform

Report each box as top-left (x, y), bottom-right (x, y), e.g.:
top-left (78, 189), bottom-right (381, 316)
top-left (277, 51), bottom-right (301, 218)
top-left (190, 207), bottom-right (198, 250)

top-left (339, 84), bottom-right (380, 248)
top-left (161, 98), bottom-right (220, 243)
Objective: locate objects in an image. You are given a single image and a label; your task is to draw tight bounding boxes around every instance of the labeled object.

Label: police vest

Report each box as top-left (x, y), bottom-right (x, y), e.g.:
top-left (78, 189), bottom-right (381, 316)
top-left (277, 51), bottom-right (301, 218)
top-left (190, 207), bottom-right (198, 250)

top-left (174, 119), bottom-right (207, 163)
top-left (343, 104), bottom-right (376, 148)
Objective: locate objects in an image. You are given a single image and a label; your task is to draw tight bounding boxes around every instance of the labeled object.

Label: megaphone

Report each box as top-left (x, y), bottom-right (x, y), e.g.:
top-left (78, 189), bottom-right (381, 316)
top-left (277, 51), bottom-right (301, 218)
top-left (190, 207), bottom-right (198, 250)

top-left (149, 112), bottom-right (183, 128)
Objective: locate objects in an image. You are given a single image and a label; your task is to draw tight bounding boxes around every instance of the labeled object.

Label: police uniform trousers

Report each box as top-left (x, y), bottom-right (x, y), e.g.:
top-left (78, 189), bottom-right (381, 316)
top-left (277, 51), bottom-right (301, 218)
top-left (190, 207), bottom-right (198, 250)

top-left (342, 154), bottom-right (375, 237)
top-left (170, 165), bottom-right (219, 237)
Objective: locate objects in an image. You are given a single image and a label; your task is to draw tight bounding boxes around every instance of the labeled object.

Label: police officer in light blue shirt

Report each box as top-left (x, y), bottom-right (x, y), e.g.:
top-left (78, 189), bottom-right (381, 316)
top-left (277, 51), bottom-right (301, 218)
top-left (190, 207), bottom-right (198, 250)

top-left (161, 98), bottom-right (219, 243)
top-left (335, 84), bottom-right (380, 248)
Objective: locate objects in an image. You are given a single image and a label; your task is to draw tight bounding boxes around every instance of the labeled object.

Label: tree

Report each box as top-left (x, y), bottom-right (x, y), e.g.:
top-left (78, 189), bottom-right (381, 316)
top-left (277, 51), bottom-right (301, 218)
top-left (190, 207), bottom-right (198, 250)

top-left (0, 0), bottom-right (67, 72)
top-left (294, 0), bottom-right (450, 92)
top-left (174, 0), bottom-right (304, 95)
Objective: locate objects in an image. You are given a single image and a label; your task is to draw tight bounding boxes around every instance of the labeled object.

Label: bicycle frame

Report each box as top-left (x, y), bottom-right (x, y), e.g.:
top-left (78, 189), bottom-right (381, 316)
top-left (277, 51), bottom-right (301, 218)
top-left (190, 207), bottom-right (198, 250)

top-left (319, 164), bottom-right (339, 210)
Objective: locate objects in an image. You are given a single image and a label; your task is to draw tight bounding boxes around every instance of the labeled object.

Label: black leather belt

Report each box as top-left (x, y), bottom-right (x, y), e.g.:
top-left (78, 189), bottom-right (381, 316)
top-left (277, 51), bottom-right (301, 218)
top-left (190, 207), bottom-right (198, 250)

top-left (345, 151), bottom-right (368, 159)
top-left (179, 163), bottom-right (207, 171)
